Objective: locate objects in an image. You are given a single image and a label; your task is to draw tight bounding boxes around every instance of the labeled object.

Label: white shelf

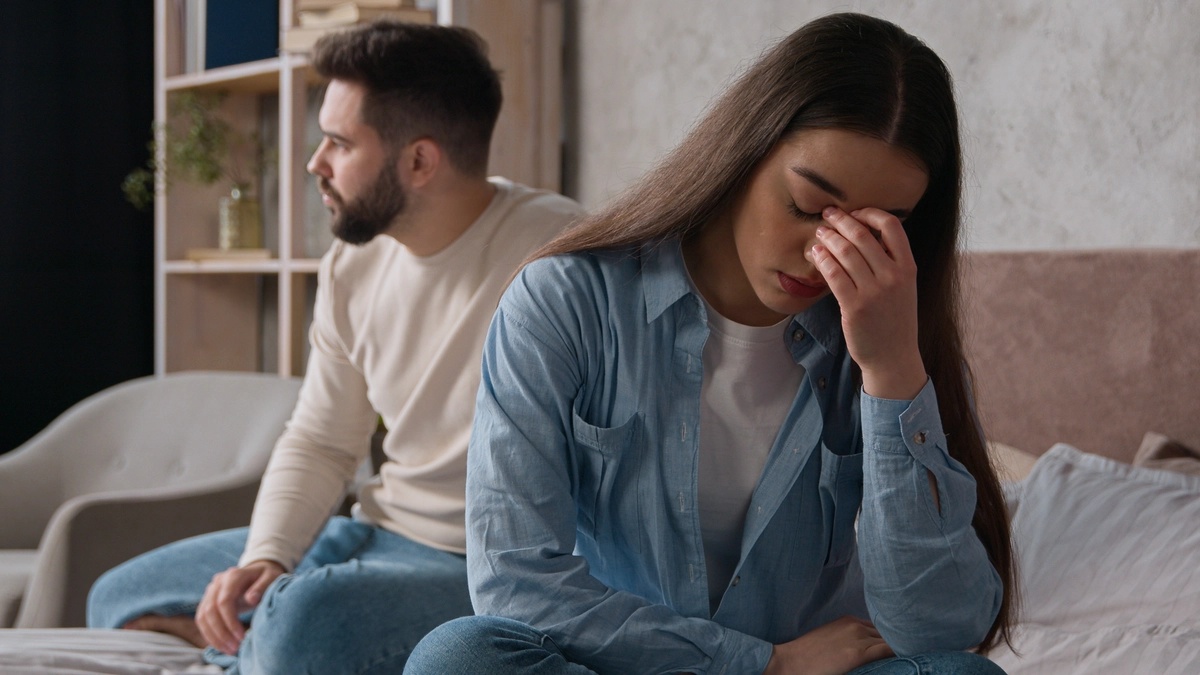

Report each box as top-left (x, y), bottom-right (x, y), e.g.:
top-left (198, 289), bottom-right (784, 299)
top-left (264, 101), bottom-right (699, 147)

top-left (163, 259), bottom-right (283, 274)
top-left (164, 58), bottom-right (283, 93)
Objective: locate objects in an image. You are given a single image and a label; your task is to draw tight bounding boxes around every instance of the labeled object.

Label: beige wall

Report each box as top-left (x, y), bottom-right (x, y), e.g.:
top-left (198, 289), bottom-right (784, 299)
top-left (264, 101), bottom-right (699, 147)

top-left (564, 1), bottom-right (1200, 250)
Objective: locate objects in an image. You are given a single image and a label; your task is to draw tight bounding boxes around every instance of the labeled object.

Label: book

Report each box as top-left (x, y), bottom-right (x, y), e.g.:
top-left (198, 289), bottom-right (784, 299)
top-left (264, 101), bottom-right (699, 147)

top-left (297, 0), bottom-right (415, 10)
top-left (185, 248), bottom-right (273, 261)
top-left (206, 0), bottom-right (278, 69)
top-left (297, 4), bottom-right (434, 29)
top-left (282, 9), bottom-right (435, 51)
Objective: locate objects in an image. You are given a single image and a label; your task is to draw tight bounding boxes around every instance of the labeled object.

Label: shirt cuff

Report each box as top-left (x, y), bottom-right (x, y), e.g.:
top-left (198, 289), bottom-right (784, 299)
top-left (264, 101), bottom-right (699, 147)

top-left (707, 629), bottom-right (773, 675)
top-left (860, 378), bottom-right (948, 458)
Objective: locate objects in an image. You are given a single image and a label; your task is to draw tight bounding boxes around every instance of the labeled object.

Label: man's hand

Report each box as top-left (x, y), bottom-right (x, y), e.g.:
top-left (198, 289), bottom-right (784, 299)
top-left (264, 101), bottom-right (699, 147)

top-left (195, 559), bottom-right (286, 655)
top-left (763, 616), bottom-right (893, 675)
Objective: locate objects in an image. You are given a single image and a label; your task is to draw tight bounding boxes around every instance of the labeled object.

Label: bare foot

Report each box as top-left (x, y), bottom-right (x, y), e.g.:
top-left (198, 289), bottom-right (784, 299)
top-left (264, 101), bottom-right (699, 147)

top-left (123, 614), bottom-right (207, 649)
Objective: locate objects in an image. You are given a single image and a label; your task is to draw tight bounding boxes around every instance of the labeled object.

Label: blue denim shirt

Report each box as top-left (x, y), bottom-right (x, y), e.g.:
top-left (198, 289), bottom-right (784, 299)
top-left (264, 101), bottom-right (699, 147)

top-left (467, 243), bottom-right (1003, 675)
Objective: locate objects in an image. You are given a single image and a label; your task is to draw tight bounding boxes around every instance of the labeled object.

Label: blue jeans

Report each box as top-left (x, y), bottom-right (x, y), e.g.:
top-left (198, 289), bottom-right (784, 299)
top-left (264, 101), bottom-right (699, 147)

top-left (87, 516), bottom-right (472, 675)
top-left (404, 616), bottom-right (1008, 675)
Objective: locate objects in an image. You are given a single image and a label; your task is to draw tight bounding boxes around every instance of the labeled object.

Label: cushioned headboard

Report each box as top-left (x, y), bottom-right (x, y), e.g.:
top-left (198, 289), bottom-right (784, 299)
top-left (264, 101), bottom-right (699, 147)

top-left (960, 249), bottom-right (1200, 463)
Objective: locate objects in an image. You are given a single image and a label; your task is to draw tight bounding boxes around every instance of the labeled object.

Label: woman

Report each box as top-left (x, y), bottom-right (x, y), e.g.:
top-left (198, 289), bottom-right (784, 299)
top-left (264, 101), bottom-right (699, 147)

top-left (408, 13), bottom-right (1013, 675)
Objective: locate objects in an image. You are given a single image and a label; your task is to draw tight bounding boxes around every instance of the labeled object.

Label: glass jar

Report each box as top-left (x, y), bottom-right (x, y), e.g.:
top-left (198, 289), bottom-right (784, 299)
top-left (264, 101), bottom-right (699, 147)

top-left (218, 185), bottom-right (262, 250)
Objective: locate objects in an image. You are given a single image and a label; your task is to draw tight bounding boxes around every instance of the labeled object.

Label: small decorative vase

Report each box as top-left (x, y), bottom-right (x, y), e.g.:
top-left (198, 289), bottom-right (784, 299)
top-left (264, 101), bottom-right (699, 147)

top-left (218, 185), bottom-right (263, 250)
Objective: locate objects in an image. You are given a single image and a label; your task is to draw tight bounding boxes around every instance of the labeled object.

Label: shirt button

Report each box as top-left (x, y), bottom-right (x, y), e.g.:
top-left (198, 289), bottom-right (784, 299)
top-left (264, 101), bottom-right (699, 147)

top-left (792, 328), bottom-right (805, 342)
top-left (817, 376), bottom-right (827, 390)
top-left (731, 575), bottom-right (741, 587)
top-left (913, 431), bottom-right (928, 444)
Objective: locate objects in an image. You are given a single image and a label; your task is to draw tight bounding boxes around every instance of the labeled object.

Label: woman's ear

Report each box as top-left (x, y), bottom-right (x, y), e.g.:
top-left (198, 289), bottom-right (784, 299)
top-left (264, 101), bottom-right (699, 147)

top-left (403, 138), bottom-right (441, 189)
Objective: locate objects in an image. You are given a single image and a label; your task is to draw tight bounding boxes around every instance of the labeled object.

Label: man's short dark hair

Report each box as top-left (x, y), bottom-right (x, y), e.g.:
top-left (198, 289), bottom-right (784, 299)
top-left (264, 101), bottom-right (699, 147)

top-left (312, 21), bottom-right (502, 176)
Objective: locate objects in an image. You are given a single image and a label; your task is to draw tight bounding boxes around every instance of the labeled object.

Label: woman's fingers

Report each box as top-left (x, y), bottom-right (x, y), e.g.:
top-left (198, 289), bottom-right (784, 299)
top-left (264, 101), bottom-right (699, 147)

top-left (823, 208), bottom-right (887, 274)
top-left (814, 210), bottom-right (870, 288)
top-left (848, 207), bottom-right (915, 270)
top-left (809, 207), bottom-right (889, 304)
top-left (812, 206), bottom-right (918, 301)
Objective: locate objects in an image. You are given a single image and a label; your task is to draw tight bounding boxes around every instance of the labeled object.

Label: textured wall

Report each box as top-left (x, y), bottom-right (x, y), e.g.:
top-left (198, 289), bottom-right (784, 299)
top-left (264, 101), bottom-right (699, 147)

top-left (567, 1), bottom-right (1200, 250)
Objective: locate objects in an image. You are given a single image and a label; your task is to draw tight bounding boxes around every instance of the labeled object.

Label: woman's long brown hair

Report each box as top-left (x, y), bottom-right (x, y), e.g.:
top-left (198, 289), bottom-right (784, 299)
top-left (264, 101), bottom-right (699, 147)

top-left (528, 13), bottom-right (1016, 652)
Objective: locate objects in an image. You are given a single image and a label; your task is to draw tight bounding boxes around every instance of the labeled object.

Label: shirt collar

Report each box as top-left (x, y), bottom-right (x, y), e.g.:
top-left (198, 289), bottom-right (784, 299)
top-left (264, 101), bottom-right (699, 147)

top-left (641, 241), bottom-right (694, 323)
top-left (639, 240), bottom-right (844, 355)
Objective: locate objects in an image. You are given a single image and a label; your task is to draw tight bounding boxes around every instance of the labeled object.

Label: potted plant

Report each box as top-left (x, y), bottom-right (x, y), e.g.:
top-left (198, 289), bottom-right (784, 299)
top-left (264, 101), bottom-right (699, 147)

top-left (123, 91), bottom-right (265, 250)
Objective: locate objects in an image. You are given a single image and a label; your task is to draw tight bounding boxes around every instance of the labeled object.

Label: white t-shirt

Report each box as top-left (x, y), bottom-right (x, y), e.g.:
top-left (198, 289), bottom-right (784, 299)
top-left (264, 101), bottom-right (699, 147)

top-left (697, 305), bottom-right (804, 610)
top-left (241, 177), bottom-right (583, 568)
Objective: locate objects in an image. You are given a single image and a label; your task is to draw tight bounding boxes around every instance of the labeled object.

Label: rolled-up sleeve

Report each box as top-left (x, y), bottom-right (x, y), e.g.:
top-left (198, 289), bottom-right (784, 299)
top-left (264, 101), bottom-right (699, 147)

top-left (856, 379), bottom-right (1002, 655)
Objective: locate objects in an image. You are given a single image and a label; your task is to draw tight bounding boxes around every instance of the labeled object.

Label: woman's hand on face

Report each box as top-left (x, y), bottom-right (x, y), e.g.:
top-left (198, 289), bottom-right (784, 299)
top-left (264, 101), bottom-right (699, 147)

top-left (764, 615), bottom-right (894, 675)
top-left (807, 206), bottom-right (927, 400)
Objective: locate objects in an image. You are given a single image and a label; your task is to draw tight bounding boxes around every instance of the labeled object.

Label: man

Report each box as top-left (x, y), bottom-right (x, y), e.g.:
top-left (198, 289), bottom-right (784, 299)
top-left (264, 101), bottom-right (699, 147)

top-left (87, 21), bottom-right (582, 674)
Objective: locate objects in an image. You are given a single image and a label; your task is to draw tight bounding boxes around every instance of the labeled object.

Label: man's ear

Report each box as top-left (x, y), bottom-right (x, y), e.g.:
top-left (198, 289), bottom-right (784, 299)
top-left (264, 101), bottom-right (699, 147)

top-left (403, 138), bottom-right (441, 189)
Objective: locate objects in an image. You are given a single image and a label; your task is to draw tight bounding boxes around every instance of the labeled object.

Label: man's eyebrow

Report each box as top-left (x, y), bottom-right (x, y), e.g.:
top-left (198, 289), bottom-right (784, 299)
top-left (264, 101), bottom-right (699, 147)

top-left (791, 166), bottom-right (913, 220)
top-left (322, 130), bottom-right (352, 145)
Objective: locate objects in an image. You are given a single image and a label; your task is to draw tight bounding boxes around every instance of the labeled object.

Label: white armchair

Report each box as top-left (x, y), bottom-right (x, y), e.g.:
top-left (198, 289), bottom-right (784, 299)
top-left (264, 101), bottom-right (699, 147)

top-left (0, 371), bottom-right (301, 629)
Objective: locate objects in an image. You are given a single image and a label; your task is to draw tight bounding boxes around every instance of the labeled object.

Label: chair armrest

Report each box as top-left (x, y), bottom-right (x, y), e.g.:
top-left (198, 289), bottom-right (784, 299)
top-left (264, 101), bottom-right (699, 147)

top-left (0, 453), bottom-right (61, 549)
top-left (15, 479), bottom-right (262, 628)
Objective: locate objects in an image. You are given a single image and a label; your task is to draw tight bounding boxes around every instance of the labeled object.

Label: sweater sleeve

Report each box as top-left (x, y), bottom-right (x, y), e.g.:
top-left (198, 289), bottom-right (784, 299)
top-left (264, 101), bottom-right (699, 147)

top-left (240, 250), bottom-right (376, 570)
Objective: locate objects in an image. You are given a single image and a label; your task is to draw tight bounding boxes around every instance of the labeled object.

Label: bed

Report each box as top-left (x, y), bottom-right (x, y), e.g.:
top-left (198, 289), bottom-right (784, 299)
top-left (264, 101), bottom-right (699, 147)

top-left (1, 249), bottom-right (1197, 673)
top-left (966, 249), bottom-right (1200, 673)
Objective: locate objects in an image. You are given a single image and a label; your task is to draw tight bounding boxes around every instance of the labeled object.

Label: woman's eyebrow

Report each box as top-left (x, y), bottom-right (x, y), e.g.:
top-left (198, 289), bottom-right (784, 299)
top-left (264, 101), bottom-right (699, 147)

top-left (791, 165), bottom-right (912, 220)
top-left (791, 166), bottom-right (846, 200)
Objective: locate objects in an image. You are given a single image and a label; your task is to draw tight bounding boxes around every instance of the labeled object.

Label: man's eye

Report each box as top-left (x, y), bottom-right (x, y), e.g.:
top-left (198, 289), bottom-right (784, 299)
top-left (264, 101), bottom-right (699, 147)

top-left (788, 202), bottom-right (823, 221)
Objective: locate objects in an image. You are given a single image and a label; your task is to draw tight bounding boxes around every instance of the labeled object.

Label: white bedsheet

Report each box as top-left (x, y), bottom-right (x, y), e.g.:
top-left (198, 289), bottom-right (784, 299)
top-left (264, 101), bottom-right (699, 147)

top-left (0, 628), bottom-right (216, 675)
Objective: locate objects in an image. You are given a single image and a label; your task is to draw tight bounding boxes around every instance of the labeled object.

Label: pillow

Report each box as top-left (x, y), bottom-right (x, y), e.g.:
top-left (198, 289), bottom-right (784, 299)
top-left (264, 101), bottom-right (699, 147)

top-left (988, 444), bottom-right (1200, 674)
top-left (1133, 431), bottom-right (1200, 477)
top-left (987, 440), bottom-right (1039, 484)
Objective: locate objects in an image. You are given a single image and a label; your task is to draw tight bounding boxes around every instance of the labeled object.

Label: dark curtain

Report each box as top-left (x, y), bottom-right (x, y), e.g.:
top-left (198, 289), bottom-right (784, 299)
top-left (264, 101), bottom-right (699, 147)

top-left (0, 1), bottom-right (154, 452)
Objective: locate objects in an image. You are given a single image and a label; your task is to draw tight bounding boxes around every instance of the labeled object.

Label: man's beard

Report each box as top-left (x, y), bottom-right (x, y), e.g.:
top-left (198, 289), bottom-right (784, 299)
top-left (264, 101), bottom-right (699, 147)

top-left (322, 160), bottom-right (407, 245)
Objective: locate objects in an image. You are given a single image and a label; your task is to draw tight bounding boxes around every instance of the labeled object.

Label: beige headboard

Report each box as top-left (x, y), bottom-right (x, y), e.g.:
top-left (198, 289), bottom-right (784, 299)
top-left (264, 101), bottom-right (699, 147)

top-left (960, 249), bottom-right (1200, 463)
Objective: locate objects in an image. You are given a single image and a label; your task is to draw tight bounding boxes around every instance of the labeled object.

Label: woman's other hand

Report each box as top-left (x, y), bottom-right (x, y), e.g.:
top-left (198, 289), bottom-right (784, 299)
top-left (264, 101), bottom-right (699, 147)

top-left (764, 615), bottom-right (894, 675)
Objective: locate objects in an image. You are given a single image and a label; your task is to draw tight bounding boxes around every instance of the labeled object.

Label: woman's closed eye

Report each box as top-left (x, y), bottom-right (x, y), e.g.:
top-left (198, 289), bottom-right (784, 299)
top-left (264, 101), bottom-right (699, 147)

top-left (788, 201), bottom-right (823, 221)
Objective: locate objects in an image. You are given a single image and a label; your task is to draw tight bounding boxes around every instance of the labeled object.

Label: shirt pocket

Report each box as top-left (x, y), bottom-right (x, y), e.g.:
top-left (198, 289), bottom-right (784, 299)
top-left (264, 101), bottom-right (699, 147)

top-left (818, 443), bottom-right (864, 568)
top-left (570, 406), bottom-right (643, 554)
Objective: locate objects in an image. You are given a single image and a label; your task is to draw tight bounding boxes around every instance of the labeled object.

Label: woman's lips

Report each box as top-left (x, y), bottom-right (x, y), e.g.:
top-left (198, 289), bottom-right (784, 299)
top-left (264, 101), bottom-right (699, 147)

top-left (777, 271), bottom-right (827, 298)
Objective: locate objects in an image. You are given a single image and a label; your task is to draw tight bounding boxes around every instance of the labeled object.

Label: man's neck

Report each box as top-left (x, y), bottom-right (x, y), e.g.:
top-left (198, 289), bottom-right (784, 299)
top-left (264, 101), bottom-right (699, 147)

top-left (388, 176), bottom-right (497, 257)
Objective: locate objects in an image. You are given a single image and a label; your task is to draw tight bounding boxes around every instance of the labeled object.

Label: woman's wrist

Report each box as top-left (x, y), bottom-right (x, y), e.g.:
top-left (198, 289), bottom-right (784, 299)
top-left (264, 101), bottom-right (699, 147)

top-left (860, 358), bottom-right (927, 400)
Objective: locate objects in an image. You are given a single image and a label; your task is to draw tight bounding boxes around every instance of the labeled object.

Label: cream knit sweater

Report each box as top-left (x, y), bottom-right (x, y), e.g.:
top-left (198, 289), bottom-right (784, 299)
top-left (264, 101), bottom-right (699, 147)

top-left (241, 178), bottom-right (582, 568)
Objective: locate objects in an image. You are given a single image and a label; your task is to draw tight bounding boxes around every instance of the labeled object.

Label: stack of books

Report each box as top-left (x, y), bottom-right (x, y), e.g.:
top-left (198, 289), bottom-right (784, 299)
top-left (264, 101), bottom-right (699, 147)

top-left (283, 0), bottom-right (435, 52)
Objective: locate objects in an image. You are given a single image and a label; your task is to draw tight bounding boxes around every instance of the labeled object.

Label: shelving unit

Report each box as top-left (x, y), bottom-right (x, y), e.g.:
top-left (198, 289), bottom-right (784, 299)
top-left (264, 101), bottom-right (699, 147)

top-left (152, 0), bottom-right (564, 376)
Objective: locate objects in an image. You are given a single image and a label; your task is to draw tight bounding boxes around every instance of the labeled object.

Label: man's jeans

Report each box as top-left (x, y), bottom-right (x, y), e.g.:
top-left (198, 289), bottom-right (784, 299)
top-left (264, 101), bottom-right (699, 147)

top-left (88, 516), bottom-right (472, 675)
top-left (404, 616), bottom-right (1009, 675)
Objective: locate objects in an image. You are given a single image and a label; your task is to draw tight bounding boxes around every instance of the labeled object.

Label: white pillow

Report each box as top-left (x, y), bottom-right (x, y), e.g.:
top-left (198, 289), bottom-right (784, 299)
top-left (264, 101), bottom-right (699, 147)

top-left (989, 444), bottom-right (1200, 674)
